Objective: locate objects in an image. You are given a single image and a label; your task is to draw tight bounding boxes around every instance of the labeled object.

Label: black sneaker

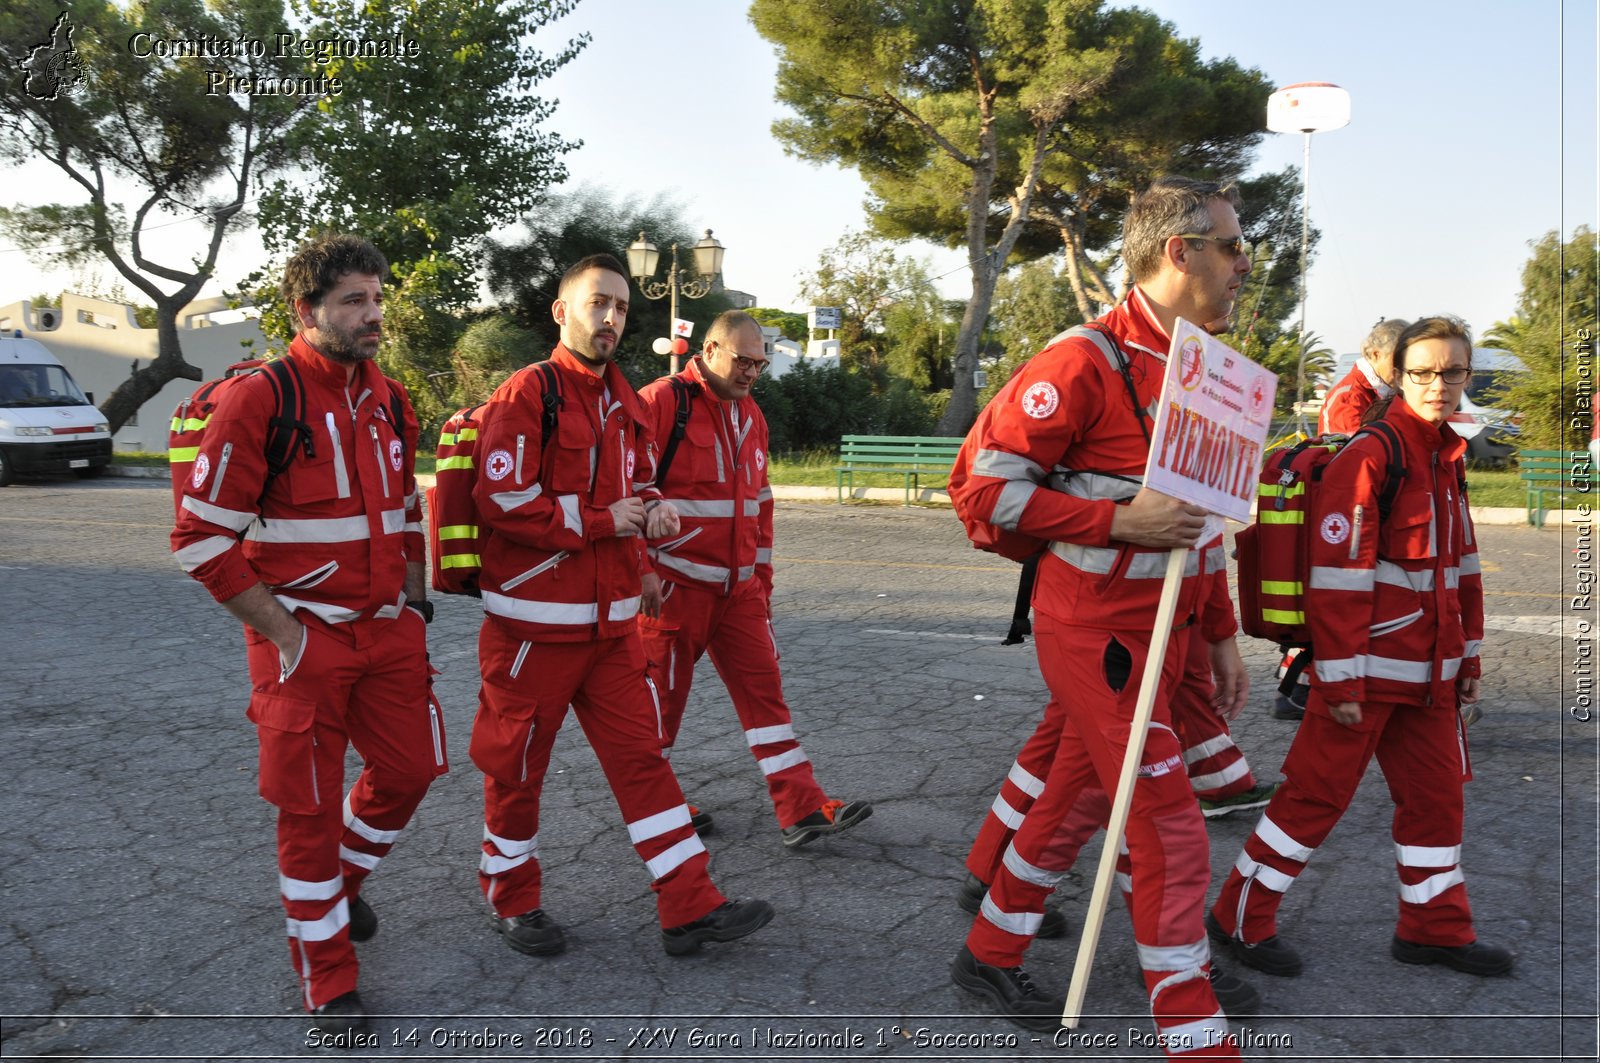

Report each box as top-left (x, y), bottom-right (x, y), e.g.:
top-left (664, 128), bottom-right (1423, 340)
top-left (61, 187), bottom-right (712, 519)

top-left (1391, 935), bottom-right (1513, 976)
top-left (956, 872), bottom-right (1069, 939)
top-left (780, 799), bottom-right (872, 848)
top-left (1198, 782), bottom-right (1279, 820)
top-left (1206, 911), bottom-right (1302, 977)
top-left (495, 907), bottom-right (567, 956)
top-left (662, 899), bottom-right (774, 956)
top-left (1270, 692), bottom-right (1307, 721)
top-left (1208, 964), bottom-right (1260, 1016)
top-left (949, 946), bottom-right (1062, 1032)
top-left (309, 989), bottom-right (367, 1035)
top-left (348, 895), bottom-right (377, 943)
top-left (689, 804), bottom-right (715, 835)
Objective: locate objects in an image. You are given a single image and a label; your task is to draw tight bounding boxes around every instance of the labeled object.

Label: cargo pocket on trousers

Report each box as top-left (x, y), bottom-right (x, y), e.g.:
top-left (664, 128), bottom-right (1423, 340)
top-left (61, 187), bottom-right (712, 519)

top-left (468, 679), bottom-right (539, 788)
top-left (1103, 637), bottom-right (1133, 694)
top-left (246, 690), bottom-right (321, 814)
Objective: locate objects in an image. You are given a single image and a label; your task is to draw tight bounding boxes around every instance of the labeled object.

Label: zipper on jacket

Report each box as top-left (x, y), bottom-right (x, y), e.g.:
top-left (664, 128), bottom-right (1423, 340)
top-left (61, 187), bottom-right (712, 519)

top-left (325, 412), bottom-right (350, 498)
top-left (519, 720), bottom-right (537, 782)
top-left (428, 700), bottom-right (445, 767)
top-left (369, 424), bottom-right (391, 496)
top-left (1349, 504), bottom-right (1363, 561)
top-left (501, 550), bottom-right (570, 592)
top-left (509, 640), bottom-right (532, 679)
top-left (208, 441), bottom-right (233, 502)
top-left (515, 434), bottom-right (525, 484)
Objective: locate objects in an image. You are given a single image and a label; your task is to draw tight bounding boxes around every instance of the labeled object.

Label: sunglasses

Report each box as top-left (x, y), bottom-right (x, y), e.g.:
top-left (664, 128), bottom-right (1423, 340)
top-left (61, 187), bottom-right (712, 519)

top-left (1177, 233), bottom-right (1251, 258)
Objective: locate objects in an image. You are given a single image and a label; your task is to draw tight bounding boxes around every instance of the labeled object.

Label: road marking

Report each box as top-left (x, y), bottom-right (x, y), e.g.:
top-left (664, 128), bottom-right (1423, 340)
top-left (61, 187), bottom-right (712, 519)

top-left (866, 628), bottom-right (1000, 641)
top-left (0, 516), bottom-right (168, 530)
top-left (1484, 615), bottom-right (1585, 638)
top-left (780, 557), bottom-right (1010, 573)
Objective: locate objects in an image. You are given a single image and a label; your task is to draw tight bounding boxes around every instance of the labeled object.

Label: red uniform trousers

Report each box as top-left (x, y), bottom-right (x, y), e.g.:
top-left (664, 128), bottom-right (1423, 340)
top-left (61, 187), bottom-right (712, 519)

top-left (243, 609), bottom-right (446, 1012)
top-left (470, 618), bottom-right (725, 929)
top-left (638, 578), bottom-right (827, 829)
top-left (1212, 689), bottom-right (1474, 947)
top-left (964, 626), bottom-right (1254, 886)
top-left (966, 617), bottom-right (1237, 1059)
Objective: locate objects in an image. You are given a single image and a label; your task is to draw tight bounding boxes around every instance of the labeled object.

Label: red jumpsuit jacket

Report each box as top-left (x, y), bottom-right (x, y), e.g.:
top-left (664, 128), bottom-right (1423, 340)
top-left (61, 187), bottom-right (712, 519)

top-left (949, 288), bottom-right (1231, 640)
top-left (1306, 397), bottom-right (1483, 709)
top-left (171, 334), bottom-right (422, 622)
top-left (637, 358), bottom-right (774, 597)
top-left (472, 344), bottom-right (661, 642)
top-left (1319, 362), bottom-right (1387, 436)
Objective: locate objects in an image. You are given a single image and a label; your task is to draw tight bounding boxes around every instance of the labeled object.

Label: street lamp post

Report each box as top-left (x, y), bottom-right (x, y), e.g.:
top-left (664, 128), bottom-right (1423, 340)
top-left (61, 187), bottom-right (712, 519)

top-left (626, 229), bottom-right (727, 373)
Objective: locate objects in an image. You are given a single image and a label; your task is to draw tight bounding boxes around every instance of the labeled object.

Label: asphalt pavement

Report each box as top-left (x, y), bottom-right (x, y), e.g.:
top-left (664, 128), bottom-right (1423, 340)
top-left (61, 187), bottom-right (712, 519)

top-left (0, 479), bottom-right (1594, 1062)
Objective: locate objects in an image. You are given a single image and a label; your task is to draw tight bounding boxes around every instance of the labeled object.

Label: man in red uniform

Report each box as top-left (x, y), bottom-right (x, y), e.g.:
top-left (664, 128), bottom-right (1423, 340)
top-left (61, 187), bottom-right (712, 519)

top-left (467, 254), bottom-right (772, 961)
top-left (171, 234), bottom-right (446, 1033)
top-left (948, 177), bottom-right (1254, 1056)
top-left (637, 310), bottom-right (872, 846)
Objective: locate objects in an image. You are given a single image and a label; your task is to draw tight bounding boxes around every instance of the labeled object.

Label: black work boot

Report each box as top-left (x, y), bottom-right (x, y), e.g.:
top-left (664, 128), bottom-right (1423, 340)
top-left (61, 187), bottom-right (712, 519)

top-left (348, 895), bottom-right (377, 943)
top-left (950, 946), bottom-right (1063, 1032)
top-left (495, 908), bottom-right (567, 956)
top-left (662, 899), bottom-right (774, 956)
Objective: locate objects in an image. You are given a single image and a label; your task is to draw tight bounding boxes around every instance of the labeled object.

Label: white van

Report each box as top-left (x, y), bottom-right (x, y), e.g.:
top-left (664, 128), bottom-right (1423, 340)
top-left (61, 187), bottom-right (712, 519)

top-left (0, 332), bottom-right (113, 486)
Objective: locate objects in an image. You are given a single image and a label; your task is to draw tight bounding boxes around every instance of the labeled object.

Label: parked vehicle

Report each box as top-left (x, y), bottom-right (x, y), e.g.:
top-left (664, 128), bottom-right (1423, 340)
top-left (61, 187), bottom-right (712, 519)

top-left (0, 332), bottom-right (112, 486)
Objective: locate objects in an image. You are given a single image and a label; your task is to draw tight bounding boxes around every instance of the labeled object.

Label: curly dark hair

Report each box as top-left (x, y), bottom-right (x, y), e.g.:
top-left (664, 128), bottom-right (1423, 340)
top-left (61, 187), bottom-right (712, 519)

top-left (279, 234), bottom-right (388, 325)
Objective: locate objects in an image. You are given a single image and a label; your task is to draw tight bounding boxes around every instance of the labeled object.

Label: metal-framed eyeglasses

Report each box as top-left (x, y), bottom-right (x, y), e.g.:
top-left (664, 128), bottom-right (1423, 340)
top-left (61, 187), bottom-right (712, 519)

top-left (1177, 233), bottom-right (1251, 258)
top-left (1403, 366), bottom-right (1472, 386)
top-left (711, 342), bottom-right (769, 375)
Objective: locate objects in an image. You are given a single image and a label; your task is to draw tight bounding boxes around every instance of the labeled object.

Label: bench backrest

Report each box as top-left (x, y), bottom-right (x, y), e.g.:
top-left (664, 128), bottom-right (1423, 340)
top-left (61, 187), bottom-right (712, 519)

top-left (839, 434), bottom-right (963, 465)
top-left (1518, 450), bottom-right (1589, 474)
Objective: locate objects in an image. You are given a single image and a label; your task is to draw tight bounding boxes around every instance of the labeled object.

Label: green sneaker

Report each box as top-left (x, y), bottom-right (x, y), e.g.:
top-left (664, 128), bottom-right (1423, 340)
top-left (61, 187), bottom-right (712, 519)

top-left (1198, 781), bottom-right (1278, 819)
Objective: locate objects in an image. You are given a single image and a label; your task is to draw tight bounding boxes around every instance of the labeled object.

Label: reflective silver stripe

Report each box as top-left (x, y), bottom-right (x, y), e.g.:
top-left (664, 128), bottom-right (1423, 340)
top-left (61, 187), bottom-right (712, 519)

top-left (1048, 540), bottom-right (1199, 579)
top-left (405, 489), bottom-right (419, 510)
top-left (1460, 553), bottom-right (1482, 576)
top-left (479, 849), bottom-right (534, 876)
top-left (645, 835), bottom-right (706, 879)
top-left (1203, 543), bottom-right (1225, 574)
top-left (1377, 560), bottom-right (1429, 591)
top-left (1443, 566), bottom-right (1460, 590)
top-left (651, 550), bottom-right (731, 584)
top-left (737, 564), bottom-right (756, 582)
top-left (279, 874), bottom-right (342, 902)
top-left (755, 547), bottom-right (772, 565)
top-left (1053, 468), bottom-right (1142, 502)
top-left (182, 494), bottom-right (255, 533)
top-left (338, 844), bottom-right (380, 871)
top-left (609, 596), bottom-right (641, 621)
top-left (482, 592), bottom-right (599, 626)
top-left (1235, 852), bottom-right (1297, 893)
top-left (756, 486), bottom-right (773, 503)
top-left (403, 520), bottom-right (422, 536)
top-left (174, 534), bottom-right (236, 571)
top-left (1182, 735), bottom-right (1236, 765)
top-left (972, 449), bottom-right (1046, 481)
top-left (991, 480), bottom-right (1037, 530)
top-left (344, 794), bottom-right (402, 843)
top-left (1364, 654), bottom-right (1434, 683)
top-left (1255, 814), bottom-right (1315, 862)
top-left (558, 494), bottom-right (582, 535)
top-left (1150, 1014), bottom-right (1228, 1054)
top-left (1395, 843), bottom-right (1461, 867)
top-left (490, 482), bottom-right (544, 512)
top-left (1311, 565), bottom-right (1376, 592)
top-left (247, 508), bottom-right (406, 544)
top-left (628, 805), bottom-right (692, 844)
top-left (979, 894), bottom-right (1043, 937)
top-left (669, 498), bottom-right (761, 518)
top-left (758, 748), bottom-right (809, 776)
top-left (1115, 871), bottom-right (1133, 894)
top-left (485, 827), bottom-right (537, 857)
top-left (286, 899), bottom-right (349, 942)
top-left (990, 794), bottom-right (1026, 830)
top-left (1315, 656), bottom-right (1363, 682)
top-left (1002, 846), bottom-right (1066, 888)
top-left (745, 724), bottom-right (795, 747)
top-left (1463, 639), bottom-right (1481, 659)
top-left (325, 412), bottom-right (350, 499)
top-left (1135, 937), bottom-right (1209, 973)
top-left (1007, 760), bottom-right (1046, 798)
top-left (1398, 868), bottom-right (1465, 904)
top-left (1189, 760), bottom-right (1250, 791)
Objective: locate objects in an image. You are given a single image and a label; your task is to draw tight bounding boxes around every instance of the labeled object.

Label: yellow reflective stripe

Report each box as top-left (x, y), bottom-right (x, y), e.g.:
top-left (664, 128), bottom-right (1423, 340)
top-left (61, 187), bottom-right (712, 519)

top-left (438, 455), bottom-right (475, 471)
top-left (1258, 511), bottom-right (1305, 524)
top-left (439, 431), bottom-right (457, 445)
top-left (440, 553), bottom-right (481, 569)
top-left (1263, 608), bottom-right (1305, 624)
top-left (169, 446), bottom-right (199, 463)
top-left (1259, 483), bottom-right (1305, 499)
top-left (438, 524), bottom-right (478, 540)
top-left (1261, 580), bottom-right (1302, 595)
top-left (457, 427), bottom-right (478, 441)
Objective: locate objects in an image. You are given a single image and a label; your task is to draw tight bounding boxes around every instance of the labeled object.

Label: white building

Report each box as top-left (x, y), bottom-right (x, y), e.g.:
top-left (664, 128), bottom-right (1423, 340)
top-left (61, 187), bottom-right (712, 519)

top-left (0, 294), bottom-right (270, 454)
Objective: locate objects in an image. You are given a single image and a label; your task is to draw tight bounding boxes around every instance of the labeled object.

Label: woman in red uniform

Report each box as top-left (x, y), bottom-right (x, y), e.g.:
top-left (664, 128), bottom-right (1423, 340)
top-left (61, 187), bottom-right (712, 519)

top-left (1209, 316), bottom-right (1512, 979)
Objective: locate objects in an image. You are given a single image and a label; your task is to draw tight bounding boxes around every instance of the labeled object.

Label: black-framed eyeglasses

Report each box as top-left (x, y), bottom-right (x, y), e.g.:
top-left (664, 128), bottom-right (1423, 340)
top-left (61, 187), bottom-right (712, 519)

top-left (1177, 233), bottom-right (1251, 258)
top-left (712, 342), bottom-right (769, 375)
top-left (1404, 367), bottom-right (1472, 385)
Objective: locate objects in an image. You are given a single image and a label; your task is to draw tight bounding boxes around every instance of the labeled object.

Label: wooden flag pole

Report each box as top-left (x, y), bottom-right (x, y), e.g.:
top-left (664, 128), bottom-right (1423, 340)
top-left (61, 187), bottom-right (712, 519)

top-left (1061, 546), bottom-right (1188, 1028)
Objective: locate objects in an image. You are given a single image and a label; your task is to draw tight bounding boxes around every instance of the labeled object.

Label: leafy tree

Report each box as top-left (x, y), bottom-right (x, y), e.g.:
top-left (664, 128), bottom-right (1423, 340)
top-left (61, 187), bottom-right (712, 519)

top-left (1256, 329), bottom-right (1334, 417)
top-left (483, 187), bottom-right (733, 390)
top-left (979, 255), bottom-right (1084, 407)
top-left (1, 0), bottom-right (313, 432)
top-left (448, 316), bottom-right (539, 409)
top-left (754, 0), bottom-right (1274, 432)
top-left (754, 359), bottom-right (936, 453)
top-left (749, 307), bottom-right (809, 342)
top-left (1485, 226), bottom-right (1598, 452)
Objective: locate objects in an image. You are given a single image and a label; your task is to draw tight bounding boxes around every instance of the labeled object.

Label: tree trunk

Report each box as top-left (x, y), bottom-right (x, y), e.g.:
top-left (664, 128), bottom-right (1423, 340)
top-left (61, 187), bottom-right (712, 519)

top-left (1059, 224), bottom-right (1096, 323)
top-left (98, 302), bottom-right (202, 434)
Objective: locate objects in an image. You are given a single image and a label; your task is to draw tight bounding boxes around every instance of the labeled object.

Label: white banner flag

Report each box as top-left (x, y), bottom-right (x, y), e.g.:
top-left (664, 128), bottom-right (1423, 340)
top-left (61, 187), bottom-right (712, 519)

top-left (672, 318), bottom-right (694, 339)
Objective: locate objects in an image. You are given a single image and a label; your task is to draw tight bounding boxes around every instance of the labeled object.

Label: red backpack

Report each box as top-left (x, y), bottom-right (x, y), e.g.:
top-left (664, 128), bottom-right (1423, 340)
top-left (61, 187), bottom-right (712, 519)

top-left (168, 358), bottom-right (312, 518)
top-left (1235, 422), bottom-right (1404, 648)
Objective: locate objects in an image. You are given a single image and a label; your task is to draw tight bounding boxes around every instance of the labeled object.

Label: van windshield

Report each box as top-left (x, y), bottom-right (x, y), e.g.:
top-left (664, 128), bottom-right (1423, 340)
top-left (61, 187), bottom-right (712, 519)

top-left (0, 364), bottom-right (92, 407)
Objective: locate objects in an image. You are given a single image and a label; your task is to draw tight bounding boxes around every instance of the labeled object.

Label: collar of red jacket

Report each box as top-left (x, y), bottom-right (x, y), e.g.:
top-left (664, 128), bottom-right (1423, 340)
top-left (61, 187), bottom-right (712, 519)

top-left (287, 332), bottom-right (385, 394)
top-left (1108, 287), bottom-right (1173, 363)
top-left (1384, 390), bottom-right (1467, 463)
top-left (550, 342), bottom-right (643, 420)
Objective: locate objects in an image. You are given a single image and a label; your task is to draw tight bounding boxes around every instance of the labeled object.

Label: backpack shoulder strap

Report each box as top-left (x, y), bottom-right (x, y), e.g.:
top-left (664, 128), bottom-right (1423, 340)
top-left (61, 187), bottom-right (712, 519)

top-left (1353, 419), bottom-right (1406, 522)
top-left (530, 361), bottom-right (563, 449)
top-left (654, 377), bottom-right (702, 488)
top-left (1068, 324), bottom-right (1153, 445)
top-left (260, 357), bottom-right (313, 485)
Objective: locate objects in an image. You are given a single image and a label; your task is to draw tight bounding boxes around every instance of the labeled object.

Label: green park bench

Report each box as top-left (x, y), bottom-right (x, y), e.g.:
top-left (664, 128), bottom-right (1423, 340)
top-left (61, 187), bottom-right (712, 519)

top-left (1519, 449), bottom-right (1592, 528)
top-left (836, 434), bottom-right (963, 505)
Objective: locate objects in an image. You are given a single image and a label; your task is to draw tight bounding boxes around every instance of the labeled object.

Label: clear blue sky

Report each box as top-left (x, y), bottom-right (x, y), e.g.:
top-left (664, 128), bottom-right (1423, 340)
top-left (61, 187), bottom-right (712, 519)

top-left (5, 0), bottom-right (1595, 357)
